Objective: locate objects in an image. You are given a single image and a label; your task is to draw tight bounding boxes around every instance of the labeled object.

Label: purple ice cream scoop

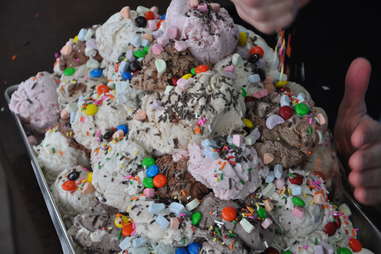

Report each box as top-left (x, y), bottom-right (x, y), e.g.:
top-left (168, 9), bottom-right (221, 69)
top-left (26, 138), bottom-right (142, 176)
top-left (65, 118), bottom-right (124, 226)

top-left (9, 72), bottom-right (60, 133)
top-left (159, 0), bottom-right (239, 64)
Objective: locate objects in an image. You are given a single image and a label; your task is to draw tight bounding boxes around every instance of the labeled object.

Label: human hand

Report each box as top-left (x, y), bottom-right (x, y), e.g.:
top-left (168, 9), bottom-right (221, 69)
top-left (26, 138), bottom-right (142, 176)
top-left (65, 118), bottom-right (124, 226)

top-left (230, 0), bottom-right (310, 34)
top-left (334, 58), bottom-right (381, 206)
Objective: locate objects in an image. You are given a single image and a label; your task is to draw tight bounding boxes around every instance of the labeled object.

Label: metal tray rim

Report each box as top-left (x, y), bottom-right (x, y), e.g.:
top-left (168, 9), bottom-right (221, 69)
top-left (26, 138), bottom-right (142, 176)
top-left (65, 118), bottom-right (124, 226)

top-left (5, 85), bottom-right (76, 254)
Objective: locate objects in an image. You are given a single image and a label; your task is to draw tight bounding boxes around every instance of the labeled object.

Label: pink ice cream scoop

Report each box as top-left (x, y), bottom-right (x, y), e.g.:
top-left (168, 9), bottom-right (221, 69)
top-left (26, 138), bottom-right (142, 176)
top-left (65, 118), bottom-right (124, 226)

top-left (160, 0), bottom-right (239, 64)
top-left (187, 138), bottom-right (262, 200)
top-left (9, 72), bottom-right (60, 133)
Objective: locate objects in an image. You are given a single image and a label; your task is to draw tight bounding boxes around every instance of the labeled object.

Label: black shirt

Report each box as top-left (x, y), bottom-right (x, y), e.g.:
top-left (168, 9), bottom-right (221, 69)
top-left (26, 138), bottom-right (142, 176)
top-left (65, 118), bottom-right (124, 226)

top-left (218, 0), bottom-right (381, 129)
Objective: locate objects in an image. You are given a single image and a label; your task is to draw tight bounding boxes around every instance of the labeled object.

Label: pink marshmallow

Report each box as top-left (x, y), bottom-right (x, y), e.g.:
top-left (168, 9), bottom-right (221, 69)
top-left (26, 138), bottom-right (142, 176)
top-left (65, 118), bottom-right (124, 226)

top-left (197, 3), bottom-right (209, 12)
top-left (174, 40), bottom-right (188, 52)
top-left (144, 188), bottom-right (155, 198)
top-left (224, 65), bottom-right (235, 73)
top-left (261, 218), bottom-right (273, 229)
top-left (292, 207), bottom-right (305, 218)
top-left (275, 178), bottom-right (285, 189)
top-left (151, 44), bottom-right (164, 55)
top-left (148, 20), bottom-right (158, 31)
top-left (253, 89), bottom-right (269, 99)
top-left (232, 134), bottom-right (243, 147)
top-left (168, 26), bottom-right (180, 40)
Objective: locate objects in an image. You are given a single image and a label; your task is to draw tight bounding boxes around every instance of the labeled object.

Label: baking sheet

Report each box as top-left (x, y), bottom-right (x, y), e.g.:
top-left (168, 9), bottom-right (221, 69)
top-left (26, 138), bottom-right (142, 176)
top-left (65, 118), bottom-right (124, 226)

top-left (5, 84), bottom-right (381, 254)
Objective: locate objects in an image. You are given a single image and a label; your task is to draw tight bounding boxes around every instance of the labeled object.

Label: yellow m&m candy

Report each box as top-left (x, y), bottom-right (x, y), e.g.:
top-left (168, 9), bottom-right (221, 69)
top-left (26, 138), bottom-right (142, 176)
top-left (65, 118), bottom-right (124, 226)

top-left (84, 104), bottom-right (98, 116)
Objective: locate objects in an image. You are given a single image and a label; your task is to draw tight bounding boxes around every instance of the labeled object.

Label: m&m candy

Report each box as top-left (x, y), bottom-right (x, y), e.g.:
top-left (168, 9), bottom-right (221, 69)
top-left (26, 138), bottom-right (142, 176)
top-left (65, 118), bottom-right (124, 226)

top-left (62, 180), bottom-right (77, 192)
top-left (142, 157), bottom-right (155, 167)
top-left (89, 68), bottom-right (103, 78)
top-left (96, 84), bottom-right (110, 95)
top-left (250, 46), bottom-right (264, 57)
top-left (153, 174), bottom-right (167, 188)
top-left (146, 165), bottom-right (159, 178)
top-left (349, 238), bottom-right (362, 252)
top-left (122, 223), bottom-right (134, 237)
top-left (84, 104), bottom-right (98, 116)
top-left (221, 207), bottom-right (237, 222)
top-left (143, 177), bottom-right (154, 188)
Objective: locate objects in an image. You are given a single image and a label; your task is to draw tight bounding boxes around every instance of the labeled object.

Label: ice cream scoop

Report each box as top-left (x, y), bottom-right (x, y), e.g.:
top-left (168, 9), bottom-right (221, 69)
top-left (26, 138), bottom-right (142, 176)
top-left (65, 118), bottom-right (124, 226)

top-left (9, 72), bottom-right (60, 133)
top-left (187, 135), bottom-right (262, 200)
top-left (159, 0), bottom-right (239, 64)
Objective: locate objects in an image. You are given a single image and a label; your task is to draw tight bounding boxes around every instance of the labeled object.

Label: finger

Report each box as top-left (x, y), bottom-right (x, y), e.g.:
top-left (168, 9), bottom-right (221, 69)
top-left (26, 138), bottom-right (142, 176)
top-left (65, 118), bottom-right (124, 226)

top-left (349, 168), bottom-right (381, 188)
top-left (350, 115), bottom-right (381, 149)
top-left (354, 187), bottom-right (381, 206)
top-left (343, 57), bottom-right (371, 110)
top-left (349, 143), bottom-right (381, 172)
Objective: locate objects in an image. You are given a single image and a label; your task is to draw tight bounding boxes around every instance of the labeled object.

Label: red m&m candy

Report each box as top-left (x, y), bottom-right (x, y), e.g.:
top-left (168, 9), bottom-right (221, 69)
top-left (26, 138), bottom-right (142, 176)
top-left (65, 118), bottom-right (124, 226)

top-left (288, 173), bottom-right (304, 185)
top-left (144, 11), bottom-right (155, 20)
top-left (349, 238), bottom-right (362, 252)
top-left (279, 106), bottom-right (294, 120)
top-left (221, 207), bottom-right (237, 222)
top-left (153, 174), bottom-right (167, 188)
top-left (324, 221), bottom-right (339, 236)
top-left (195, 65), bottom-right (209, 74)
top-left (122, 223), bottom-right (134, 237)
top-left (62, 180), bottom-right (77, 192)
top-left (250, 46), bottom-right (265, 57)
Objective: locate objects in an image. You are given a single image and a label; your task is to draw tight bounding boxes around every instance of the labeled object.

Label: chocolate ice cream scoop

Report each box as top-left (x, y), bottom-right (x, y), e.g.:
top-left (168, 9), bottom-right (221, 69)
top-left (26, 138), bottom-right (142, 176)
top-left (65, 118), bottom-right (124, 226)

top-left (132, 43), bottom-right (198, 92)
top-left (59, 40), bottom-right (103, 71)
top-left (155, 155), bottom-right (210, 203)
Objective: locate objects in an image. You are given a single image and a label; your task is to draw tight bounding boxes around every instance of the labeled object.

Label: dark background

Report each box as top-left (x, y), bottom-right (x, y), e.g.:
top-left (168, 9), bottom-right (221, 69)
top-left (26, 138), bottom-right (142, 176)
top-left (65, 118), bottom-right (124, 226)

top-left (0, 0), bottom-right (380, 253)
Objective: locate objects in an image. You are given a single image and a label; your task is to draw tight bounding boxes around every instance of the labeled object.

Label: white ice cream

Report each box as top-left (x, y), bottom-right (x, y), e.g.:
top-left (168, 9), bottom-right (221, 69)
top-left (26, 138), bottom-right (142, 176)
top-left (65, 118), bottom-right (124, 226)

top-left (35, 128), bottom-right (89, 183)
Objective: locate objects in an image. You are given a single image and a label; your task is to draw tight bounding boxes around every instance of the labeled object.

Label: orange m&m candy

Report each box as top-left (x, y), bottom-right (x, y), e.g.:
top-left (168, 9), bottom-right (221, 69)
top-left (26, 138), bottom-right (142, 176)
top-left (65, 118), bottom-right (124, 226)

top-left (96, 84), bottom-right (110, 95)
top-left (122, 223), bottom-right (135, 237)
top-left (250, 46), bottom-right (264, 57)
top-left (195, 65), bottom-right (209, 74)
top-left (349, 238), bottom-right (362, 252)
top-left (153, 174), bottom-right (167, 188)
top-left (221, 207), bottom-right (237, 222)
top-left (62, 180), bottom-right (77, 192)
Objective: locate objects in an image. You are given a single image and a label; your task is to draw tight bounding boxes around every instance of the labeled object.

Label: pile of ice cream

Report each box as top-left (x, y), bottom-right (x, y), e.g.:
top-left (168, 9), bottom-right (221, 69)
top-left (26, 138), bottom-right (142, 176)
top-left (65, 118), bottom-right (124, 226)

top-left (9, 1), bottom-right (374, 254)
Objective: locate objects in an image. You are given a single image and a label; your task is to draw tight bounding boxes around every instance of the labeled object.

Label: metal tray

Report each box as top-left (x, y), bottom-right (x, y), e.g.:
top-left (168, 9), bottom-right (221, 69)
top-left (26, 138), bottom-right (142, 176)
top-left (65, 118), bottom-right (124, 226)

top-left (5, 85), bottom-right (76, 254)
top-left (5, 84), bottom-right (381, 254)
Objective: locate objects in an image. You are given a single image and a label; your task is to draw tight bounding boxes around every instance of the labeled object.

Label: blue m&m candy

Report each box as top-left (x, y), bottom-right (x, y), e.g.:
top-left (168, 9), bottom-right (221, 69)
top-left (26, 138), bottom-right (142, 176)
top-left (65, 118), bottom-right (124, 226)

top-left (122, 71), bottom-right (132, 81)
top-left (89, 68), bottom-right (103, 78)
top-left (176, 248), bottom-right (188, 254)
top-left (116, 124), bottom-right (129, 135)
top-left (146, 165), bottom-right (159, 178)
top-left (187, 242), bottom-right (202, 254)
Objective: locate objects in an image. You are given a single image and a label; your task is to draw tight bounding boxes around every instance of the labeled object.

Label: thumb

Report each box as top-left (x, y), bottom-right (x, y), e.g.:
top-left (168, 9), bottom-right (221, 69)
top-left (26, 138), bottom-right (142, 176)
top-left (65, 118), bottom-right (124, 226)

top-left (342, 57), bottom-right (372, 112)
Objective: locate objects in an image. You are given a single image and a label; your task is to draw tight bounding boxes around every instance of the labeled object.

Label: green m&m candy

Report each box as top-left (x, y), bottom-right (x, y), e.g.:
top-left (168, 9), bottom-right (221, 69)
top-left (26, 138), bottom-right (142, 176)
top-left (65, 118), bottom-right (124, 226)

top-left (337, 247), bottom-right (352, 254)
top-left (142, 157), bottom-right (155, 167)
top-left (191, 211), bottom-right (202, 226)
top-left (143, 177), bottom-right (154, 188)
top-left (294, 103), bottom-right (310, 116)
top-left (282, 251), bottom-right (292, 254)
top-left (292, 197), bottom-right (306, 207)
top-left (64, 67), bottom-right (76, 76)
top-left (134, 49), bottom-right (148, 58)
top-left (257, 207), bottom-right (268, 219)
top-left (191, 68), bottom-right (196, 75)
